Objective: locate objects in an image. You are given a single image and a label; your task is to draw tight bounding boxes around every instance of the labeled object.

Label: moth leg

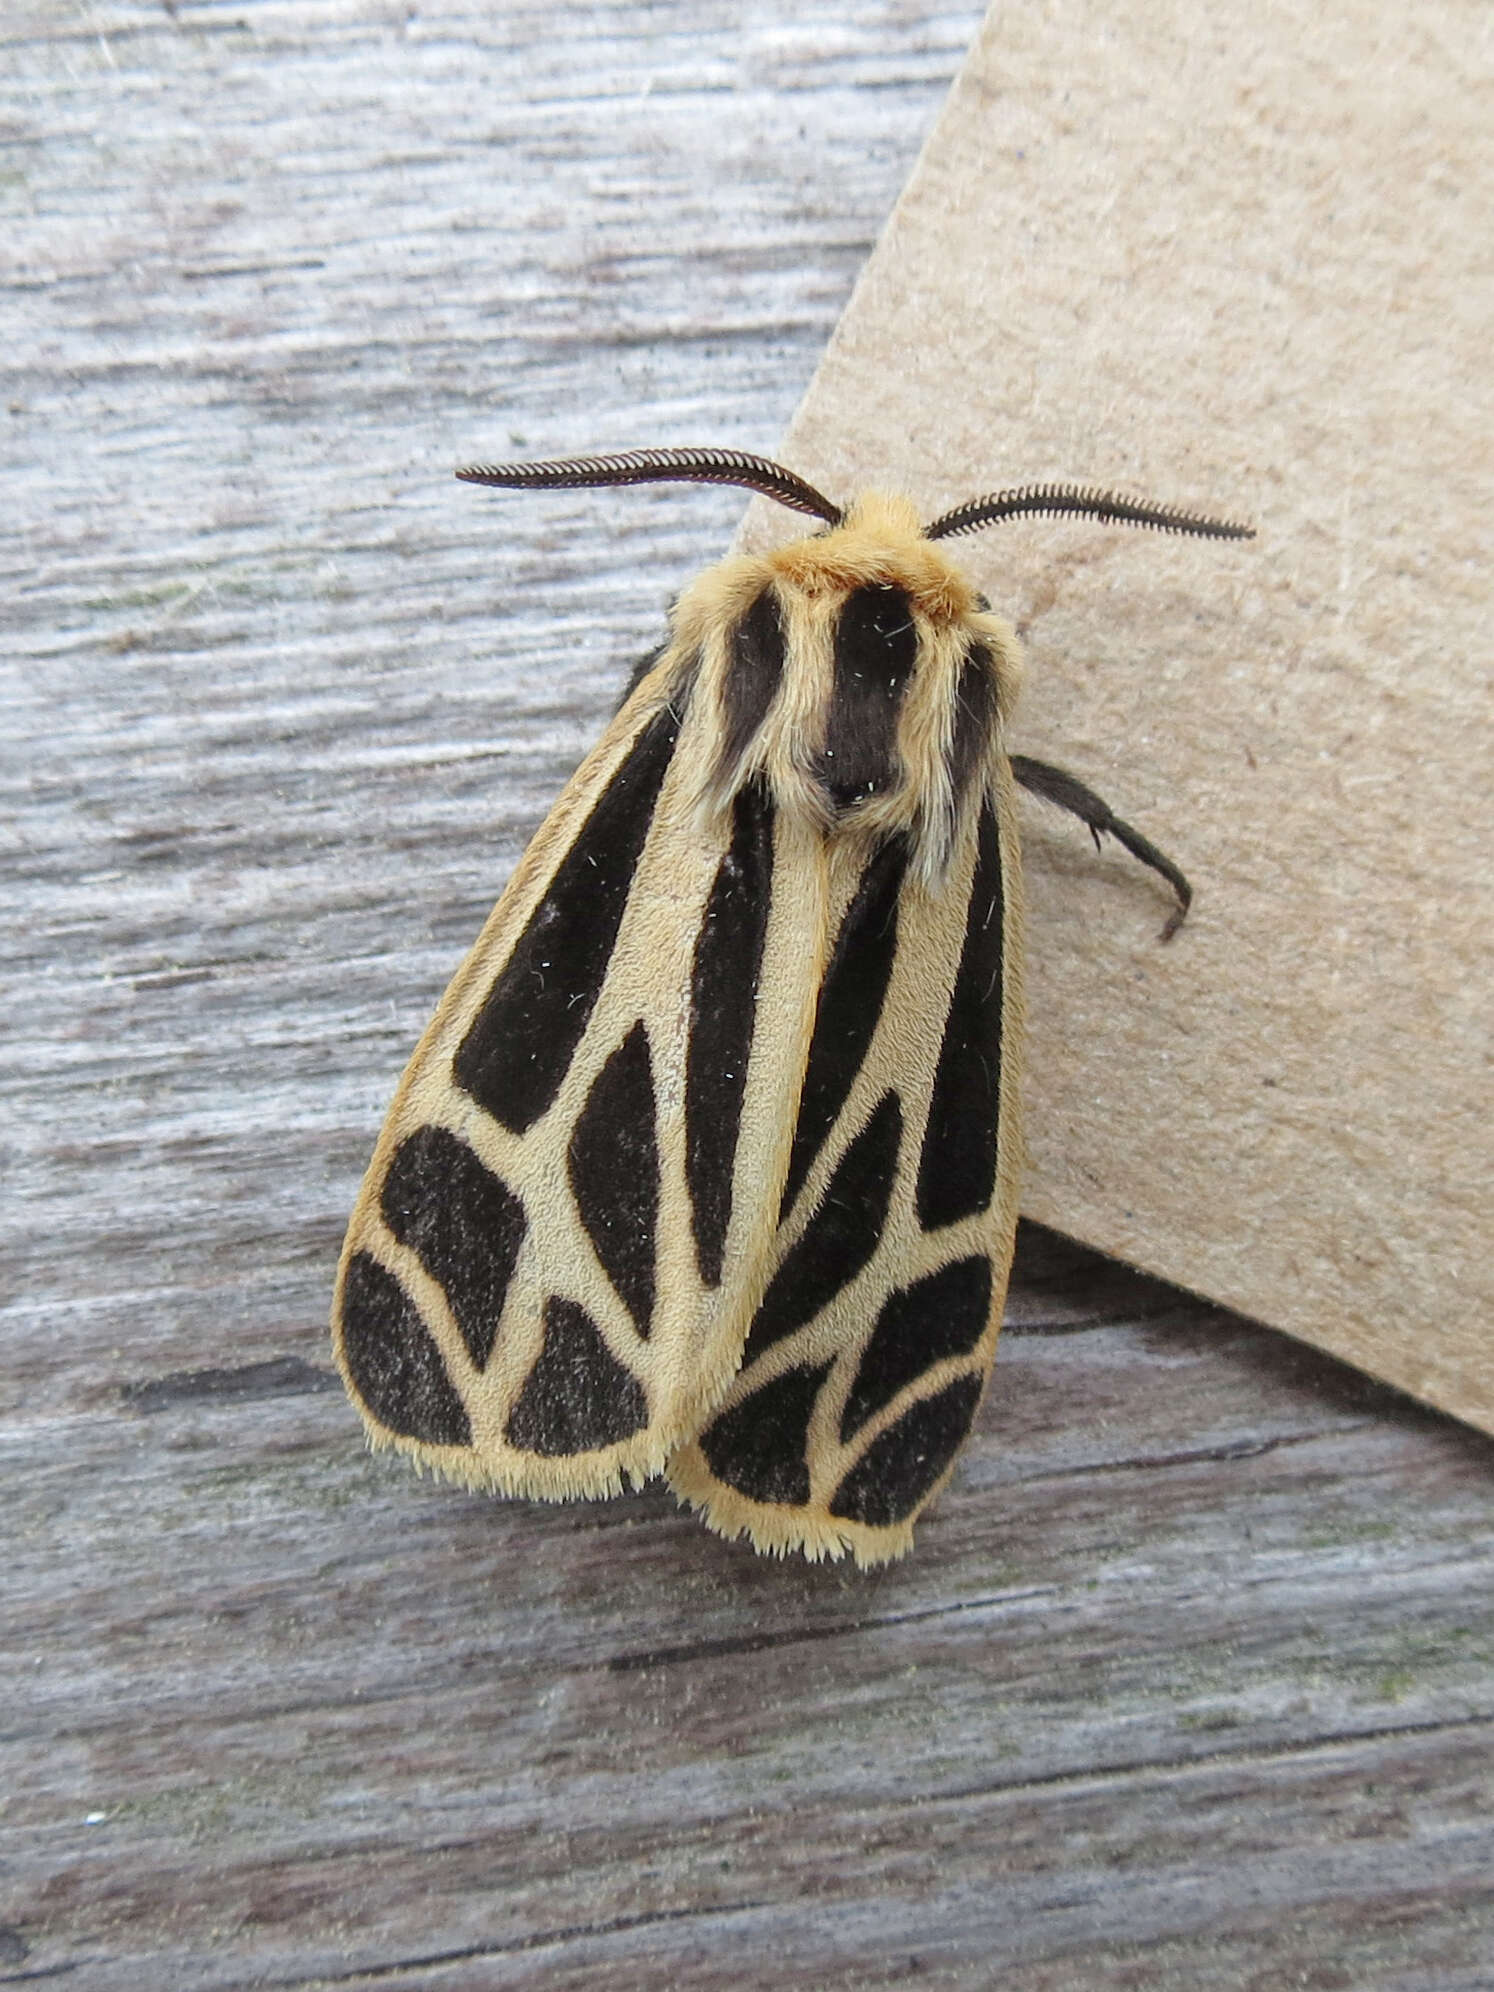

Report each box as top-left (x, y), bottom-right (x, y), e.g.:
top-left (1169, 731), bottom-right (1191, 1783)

top-left (1010, 753), bottom-right (1191, 940)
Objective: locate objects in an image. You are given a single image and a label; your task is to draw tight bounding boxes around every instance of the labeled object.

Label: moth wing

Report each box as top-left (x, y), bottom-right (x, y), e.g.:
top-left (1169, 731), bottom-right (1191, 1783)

top-left (332, 667), bottom-right (826, 1500)
top-left (668, 771), bottom-right (1024, 1566)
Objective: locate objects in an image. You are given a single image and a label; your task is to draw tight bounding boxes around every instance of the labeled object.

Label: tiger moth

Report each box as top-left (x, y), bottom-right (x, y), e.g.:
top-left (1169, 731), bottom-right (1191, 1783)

top-left (332, 448), bottom-right (1250, 1566)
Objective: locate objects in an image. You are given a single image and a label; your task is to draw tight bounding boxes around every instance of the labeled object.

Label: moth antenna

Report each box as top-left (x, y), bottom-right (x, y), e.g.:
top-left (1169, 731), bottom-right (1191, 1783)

top-left (925, 484), bottom-right (1254, 543)
top-left (457, 448), bottom-right (844, 526)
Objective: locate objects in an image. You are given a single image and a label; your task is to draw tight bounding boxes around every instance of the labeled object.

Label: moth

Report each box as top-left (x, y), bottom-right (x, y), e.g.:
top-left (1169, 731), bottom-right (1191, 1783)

top-left (332, 447), bottom-right (1250, 1565)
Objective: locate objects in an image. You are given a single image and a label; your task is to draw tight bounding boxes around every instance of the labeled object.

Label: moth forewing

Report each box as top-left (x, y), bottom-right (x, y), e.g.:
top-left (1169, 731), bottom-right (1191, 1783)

top-left (332, 652), bottom-right (824, 1499)
top-left (333, 672), bottom-right (674, 1493)
top-left (668, 752), bottom-right (1026, 1567)
top-left (332, 629), bottom-right (852, 1497)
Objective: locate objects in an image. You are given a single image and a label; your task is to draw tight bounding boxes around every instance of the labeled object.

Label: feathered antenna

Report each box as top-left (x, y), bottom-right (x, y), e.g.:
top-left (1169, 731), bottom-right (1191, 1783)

top-left (925, 484), bottom-right (1254, 542)
top-left (457, 448), bottom-right (843, 526)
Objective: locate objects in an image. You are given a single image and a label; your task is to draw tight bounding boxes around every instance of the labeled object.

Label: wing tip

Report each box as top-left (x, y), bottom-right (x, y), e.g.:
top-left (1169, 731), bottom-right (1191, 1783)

top-left (666, 1446), bottom-right (917, 1569)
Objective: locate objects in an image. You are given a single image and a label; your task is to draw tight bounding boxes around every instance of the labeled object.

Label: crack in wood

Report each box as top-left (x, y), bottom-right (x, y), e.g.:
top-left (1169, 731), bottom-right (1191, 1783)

top-left (121, 1358), bottom-right (340, 1414)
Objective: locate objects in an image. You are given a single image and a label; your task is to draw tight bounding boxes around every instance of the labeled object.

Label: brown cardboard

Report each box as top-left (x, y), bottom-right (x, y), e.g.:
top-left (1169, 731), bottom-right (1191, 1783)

top-left (748, 0), bottom-right (1493, 1432)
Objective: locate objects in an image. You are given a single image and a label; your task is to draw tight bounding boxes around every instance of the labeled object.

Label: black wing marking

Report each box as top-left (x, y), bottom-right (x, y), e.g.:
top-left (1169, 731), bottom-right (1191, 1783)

top-left (567, 1022), bottom-right (660, 1338)
top-left (685, 783), bottom-right (777, 1286)
top-left (452, 706), bottom-right (680, 1134)
top-left (916, 799), bottom-right (1006, 1230)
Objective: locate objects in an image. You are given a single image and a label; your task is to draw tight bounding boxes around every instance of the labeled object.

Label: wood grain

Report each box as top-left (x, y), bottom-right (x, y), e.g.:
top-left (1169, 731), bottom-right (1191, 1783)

top-left (2, 3), bottom-right (1491, 1987)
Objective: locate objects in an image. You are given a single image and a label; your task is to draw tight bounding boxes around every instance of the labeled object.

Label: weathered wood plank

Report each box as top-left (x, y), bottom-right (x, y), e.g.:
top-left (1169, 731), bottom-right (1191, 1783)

top-left (6, 1233), bottom-right (1493, 1986)
top-left (3, 3), bottom-right (1492, 1988)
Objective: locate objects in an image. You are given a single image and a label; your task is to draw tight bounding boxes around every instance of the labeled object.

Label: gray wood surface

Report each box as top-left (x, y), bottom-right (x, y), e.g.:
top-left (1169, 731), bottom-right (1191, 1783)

top-left (3, 4), bottom-right (1491, 1987)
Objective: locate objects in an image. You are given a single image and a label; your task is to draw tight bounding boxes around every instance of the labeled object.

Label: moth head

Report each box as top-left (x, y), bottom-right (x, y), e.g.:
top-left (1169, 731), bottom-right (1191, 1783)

top-left (456, 450), bottom-right (1253, 882)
